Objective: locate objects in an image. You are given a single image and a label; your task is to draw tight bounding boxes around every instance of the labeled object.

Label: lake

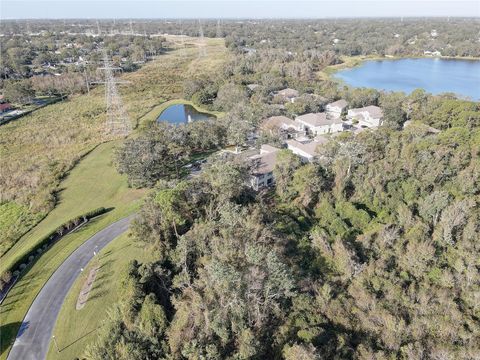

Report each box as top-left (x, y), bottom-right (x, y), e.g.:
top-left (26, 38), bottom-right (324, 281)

top-left (334, 58), bottom-right (480, 101)
top-left (157, 103), bottom-right (216, 124)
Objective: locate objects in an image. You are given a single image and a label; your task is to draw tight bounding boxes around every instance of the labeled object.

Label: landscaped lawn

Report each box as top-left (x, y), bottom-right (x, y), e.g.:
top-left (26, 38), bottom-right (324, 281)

top-left (46, 231), bottom-right (153, 360)
top-left (0, 142), bottom-right (145, 360)
top-left (0, 141), bottom-right (145, 276)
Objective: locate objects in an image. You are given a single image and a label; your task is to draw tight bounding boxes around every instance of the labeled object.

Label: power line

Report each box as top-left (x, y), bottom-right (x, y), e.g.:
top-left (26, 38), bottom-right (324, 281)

top-left (94, 51), bottom-right (132, 137)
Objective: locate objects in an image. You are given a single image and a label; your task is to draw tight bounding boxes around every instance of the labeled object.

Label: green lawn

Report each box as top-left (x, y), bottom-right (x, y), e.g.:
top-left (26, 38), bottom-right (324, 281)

top-left (46, 231), bottom-right (152, 360)
top-left (0, 142), bottom-right (145, 360)
top-left (0, 141), bottom-right (145, 276)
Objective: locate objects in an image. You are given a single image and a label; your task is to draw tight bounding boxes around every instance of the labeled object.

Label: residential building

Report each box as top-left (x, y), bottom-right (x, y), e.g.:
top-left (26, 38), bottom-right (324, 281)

top-left (326, 99), bottom-right (348, 118)
top-left (261, 115), bottom-right (303, 139)
top-left (286, 136), bottom-right (328, 162)
top-left (347, 105), bottom-right (384, 128)
top-left (248, 145), bottom-right (280, 190)
top-left (274, 88), bottom-right (299, 103)
top-left (295, 112), bottom-right (344, 135)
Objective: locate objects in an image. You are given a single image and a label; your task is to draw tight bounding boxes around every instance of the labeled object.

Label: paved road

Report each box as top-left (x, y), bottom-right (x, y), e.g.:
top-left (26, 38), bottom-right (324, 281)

top-left (7, 216), bottom-right (134, 360)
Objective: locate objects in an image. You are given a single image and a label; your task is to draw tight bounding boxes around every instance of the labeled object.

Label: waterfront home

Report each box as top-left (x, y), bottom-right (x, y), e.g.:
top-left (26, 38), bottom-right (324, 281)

top-left (326, 99), bottom-right (348, 118)
top-left (347, 105), bottom-right (384, 128)
top-left (295, 112), bottom-right (344, 135)
top-left (248, 145), bottom-right (281, 190)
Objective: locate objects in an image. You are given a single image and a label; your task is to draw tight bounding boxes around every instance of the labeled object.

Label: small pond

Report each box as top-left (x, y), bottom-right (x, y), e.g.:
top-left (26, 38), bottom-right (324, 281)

top-left (334, 58), bottom-right (480, 101)
top-left (157, 103), bottom-right (216, 124)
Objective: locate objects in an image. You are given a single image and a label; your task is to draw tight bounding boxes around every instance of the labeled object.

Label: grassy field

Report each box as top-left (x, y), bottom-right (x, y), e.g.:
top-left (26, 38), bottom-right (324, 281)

top-left (0, 141), bottom-right (145, 276)
top-left (0, 36), bottom-right (229, 256)
top-left (0, 37), bottom-right (230, 359)
top-left (45, 231), bottom-right (153, 360)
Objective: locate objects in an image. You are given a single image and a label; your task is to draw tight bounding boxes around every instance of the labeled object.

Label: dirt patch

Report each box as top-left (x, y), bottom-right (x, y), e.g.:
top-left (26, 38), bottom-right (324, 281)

top-left (76, 265), bottom-right (99, 310)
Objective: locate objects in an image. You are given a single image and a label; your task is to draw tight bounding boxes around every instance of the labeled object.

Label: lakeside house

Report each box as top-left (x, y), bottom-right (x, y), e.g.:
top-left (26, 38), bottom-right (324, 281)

top-left (274, 88), bottom-right (299, 103)
top-left (326, 99), bottom-right (348, 118)
top-left (347, 105), bottom-right (384, 128)
top-left (295, 112), bottom-right (344, 135)
top-left (248, 145), bottom-right (281, 190)
top-left (286, 136), bottom-right (328, 162)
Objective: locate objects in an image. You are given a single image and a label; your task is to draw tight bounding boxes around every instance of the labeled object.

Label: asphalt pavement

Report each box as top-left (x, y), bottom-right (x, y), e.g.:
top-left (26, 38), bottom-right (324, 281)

top-left (7, 215), bottom-right (134, 360)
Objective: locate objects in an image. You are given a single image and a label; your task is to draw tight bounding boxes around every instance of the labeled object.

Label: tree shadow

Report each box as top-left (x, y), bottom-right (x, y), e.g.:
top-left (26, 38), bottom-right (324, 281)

top-left (0, 322), bottom-right (25, 356)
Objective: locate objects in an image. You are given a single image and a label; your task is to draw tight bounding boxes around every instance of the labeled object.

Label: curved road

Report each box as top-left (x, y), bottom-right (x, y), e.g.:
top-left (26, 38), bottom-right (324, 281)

top-left (7, 215), bottom-right (134, 360)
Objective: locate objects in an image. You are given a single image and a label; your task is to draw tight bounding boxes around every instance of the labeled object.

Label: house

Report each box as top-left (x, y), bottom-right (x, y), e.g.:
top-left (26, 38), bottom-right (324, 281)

top-left (295, 112), bottom-right (344, 135)
top-left (286, 136), bottom-right (328, 162)
top-left (347, 106), bottom-right (383, 128)
top-left (248, 145), bottom-right (280, 190)
top-left (274, 88), bottom-right (299, 103)
top-left (0, 103), bottom-right (12, 113)
top-left (261, 115), bottom-right (303, 139)
top-left (424, 50), bottom-right (442, 57)
top-left (326, 99), bottom-right (348, 118)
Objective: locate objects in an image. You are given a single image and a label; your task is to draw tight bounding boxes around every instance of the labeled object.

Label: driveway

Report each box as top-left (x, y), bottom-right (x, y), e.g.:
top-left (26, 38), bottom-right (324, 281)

top-left (7, 215), bottom-right (134, 360)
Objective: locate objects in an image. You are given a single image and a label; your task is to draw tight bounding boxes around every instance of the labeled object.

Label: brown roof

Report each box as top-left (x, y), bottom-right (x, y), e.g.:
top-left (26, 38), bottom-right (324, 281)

top-left (327, 99), bottom-right (348, 109)
top-left (262, 116), bottom-right (298, 130)
top-left (349, 105), bottom-right (383, 119)
top-left (249, 147), bottom-right (280, 175)
top-left (287, 139), bottom-right (327, 157)
top-left (276, 88), bottom-right (299, 98)
top-left (296, 112), bottom-right (342, 127)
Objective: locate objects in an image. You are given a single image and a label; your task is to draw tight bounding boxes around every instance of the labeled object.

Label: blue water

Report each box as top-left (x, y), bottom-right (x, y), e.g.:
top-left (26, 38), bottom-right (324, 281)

top-left (157, 104), bottom-right (215, 124)
top-left (334, 58), bottom-right (480, 101)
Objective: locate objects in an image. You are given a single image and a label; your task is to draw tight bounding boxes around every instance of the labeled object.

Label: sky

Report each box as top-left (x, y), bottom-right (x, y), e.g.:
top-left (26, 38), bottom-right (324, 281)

top-left (1, 0), bottom-right (479, 20)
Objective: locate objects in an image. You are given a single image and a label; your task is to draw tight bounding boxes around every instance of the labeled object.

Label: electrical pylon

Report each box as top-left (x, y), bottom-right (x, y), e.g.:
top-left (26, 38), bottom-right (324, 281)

top-left (216, 19), bottom-right (222, 38)
top-left (198, 20), bottom-right (207, 57)
top-left (96, 52), bottom-right (132, 137)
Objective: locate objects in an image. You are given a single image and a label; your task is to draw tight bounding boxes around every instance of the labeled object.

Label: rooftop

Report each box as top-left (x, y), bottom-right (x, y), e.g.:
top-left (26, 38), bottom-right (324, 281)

top-left (296, 112), bottom-right (342, 127)
top-left (262, 115), bottom-right (298, 130)
top-left (327, 99), bottom-right (348, 109)
top-left (287, 138), bottom-right (327, 157)
top-left (276, 88), bottom-right (299, 98)
top-left (349, 105), bottom-right (383, 119)
top-left (249, 146), bottom-right (280, 175)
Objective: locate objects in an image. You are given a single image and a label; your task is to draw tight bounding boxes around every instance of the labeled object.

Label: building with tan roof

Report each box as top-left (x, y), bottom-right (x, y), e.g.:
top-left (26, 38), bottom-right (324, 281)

top-left (248, 145), bottom-right (281, 190)
top-left (326, 99), bottom-right (348, 118)
top-left (295, 112), bottom-right (344, 135)
top-left (347, 105), bottom-right (383, 128)
top-left (286, 137), bottom-right (328, 163)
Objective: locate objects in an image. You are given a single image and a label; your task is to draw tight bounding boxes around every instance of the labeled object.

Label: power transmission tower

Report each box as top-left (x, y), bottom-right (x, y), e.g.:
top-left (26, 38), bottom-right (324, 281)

top-left (95, 51), bottom-right (132, 137)
top-left (198, 20), bottom-right (207, 57)
top-left (216, 19), bottom-right (222, 38)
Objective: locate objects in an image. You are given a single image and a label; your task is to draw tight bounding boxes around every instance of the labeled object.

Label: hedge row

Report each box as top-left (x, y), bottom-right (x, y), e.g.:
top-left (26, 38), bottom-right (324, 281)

top-left (6, 207), bottom-right (109, 277)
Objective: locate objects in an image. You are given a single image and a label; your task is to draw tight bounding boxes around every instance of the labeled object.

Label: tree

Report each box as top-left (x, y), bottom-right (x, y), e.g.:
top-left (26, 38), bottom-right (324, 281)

top-left (273, 149), bottom-right (302, 200)
top-left (4, 79), bottom-right (34, 105)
